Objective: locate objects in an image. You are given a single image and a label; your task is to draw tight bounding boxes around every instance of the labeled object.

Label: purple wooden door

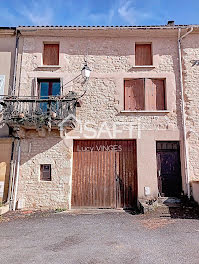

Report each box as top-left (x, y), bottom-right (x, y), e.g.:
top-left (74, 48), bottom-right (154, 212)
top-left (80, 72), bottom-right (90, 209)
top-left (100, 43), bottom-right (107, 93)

top-left (156, 142), bottom-right (182, 197)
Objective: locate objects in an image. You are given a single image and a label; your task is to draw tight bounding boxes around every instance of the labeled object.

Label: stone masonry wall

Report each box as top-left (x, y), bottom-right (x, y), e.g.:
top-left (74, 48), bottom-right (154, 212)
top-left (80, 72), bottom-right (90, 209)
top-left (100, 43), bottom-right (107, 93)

top-left (182, 34), bottom-right (199, 182)
top-left (18, 33), bottom-right (182, 131)
top-left (16, 29), bottom-right (187, 208)
top-left (18, 130), bottom-right (73, 209)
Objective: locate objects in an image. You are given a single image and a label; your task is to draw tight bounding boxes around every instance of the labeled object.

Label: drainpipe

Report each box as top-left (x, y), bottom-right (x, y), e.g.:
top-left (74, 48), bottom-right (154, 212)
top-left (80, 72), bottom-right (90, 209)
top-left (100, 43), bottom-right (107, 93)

top-left (178, 27), bottom-right (193, 198)
top-left (12, 139), bottom-right (21, 210)
top-left (8, 138), bottom-right (17, 210)
top-left (12, 30), bottom-right (20, 95)
top-left (7, 139), bottom-right (15, 204)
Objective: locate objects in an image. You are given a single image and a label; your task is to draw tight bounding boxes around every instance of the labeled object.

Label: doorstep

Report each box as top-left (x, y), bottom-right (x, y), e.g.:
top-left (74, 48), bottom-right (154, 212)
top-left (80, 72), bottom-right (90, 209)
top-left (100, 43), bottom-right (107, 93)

top-left (138, 199), bottom-right (159, 213)
top-left (63, 208), bottom-right (127, 215)
top-left (158, 197), bottom-right (182, 208)
top-left (138, 197), bottom-right (182, 214)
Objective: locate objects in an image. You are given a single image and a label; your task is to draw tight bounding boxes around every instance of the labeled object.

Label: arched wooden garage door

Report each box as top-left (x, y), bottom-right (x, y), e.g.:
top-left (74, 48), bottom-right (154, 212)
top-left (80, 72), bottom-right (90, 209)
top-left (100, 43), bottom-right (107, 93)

top-left (72, 140), bottom-right (137, 209)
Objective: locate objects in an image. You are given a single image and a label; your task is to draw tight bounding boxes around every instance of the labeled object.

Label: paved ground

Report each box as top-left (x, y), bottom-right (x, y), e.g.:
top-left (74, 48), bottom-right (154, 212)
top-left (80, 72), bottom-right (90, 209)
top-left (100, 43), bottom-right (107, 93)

top-left (0, 207), bottom-right (199, 264)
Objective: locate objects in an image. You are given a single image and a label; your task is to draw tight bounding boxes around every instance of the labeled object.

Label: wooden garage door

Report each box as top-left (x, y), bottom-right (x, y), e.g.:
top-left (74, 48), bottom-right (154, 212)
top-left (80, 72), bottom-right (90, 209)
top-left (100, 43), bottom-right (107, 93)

top-left (72, 140), bottom-right (137, 209)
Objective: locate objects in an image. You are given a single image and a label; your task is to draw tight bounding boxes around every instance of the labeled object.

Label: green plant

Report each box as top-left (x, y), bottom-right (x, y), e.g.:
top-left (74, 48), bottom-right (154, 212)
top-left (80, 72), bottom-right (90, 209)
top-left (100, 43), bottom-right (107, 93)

top-left (55, 208), bottom-right (67, 213)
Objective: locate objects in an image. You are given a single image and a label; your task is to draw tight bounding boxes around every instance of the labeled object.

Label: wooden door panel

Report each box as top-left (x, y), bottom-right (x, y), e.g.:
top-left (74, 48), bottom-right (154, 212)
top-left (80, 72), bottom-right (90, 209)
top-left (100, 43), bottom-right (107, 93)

top-left (72, 140), bottom-right (116, 208)
top-left (120, 140), bottom-right (137, 208)
top-left (72, 140), bottom-right (137, 208)
top-left (156, 142), bottom-right (182, 197)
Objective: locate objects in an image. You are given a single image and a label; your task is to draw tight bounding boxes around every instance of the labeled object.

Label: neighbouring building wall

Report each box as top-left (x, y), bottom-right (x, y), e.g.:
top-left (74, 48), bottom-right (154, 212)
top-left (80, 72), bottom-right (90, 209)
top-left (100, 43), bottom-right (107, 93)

top-left (192, 182), bottom-right (199, 204)
top-left (0, 30), bottom-right (15, 204)
top-left (0, 138), bottom-right (12, 202)
top-left (16, 28), bottom-right (186, 209)
top-left (182, 32), bottom-right (199, 187)
top-left (0, 33), bottom-right (15, 94)
top-left (0, 30), bottom-right (16, 138)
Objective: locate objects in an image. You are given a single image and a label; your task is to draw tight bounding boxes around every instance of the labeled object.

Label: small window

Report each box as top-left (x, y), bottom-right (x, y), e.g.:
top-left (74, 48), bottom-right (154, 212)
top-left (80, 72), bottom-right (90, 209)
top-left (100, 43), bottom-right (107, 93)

top-left (124, 78), bottom-right (166, 111)
top-left (135, 43), bottom-right (152, 66)
top-left (40, 164), bottom-right (51, 181)
top-left (43, 44), bottom-right (59, 65)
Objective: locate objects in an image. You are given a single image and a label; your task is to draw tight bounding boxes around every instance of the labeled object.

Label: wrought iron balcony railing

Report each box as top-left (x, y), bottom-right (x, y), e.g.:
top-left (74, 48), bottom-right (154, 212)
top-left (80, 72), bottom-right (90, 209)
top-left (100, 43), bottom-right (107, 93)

top-left (0, 92), bottom-right (78, 130)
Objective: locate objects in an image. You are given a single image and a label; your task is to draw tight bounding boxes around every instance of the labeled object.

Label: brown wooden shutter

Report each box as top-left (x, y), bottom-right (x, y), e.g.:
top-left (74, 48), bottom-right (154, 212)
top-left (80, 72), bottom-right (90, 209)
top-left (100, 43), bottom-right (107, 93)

top-left (135, 44), bottom-right (152, 66)
top-left (43, 44), bottom-right (59, 65)
top-left (155, 79), bottom-right (165, 110)
top-left (145, 79), bottom-right (165, 110)
top-left (124, 79), bottom-right (145, 110)
top-left (145, 79), bottom-right (156, 110)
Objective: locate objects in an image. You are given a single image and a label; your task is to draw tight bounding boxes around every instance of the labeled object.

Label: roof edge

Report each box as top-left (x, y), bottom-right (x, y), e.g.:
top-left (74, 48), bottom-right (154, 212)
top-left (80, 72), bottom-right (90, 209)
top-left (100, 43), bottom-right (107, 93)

top-left (0, 27), bottom-right (16, 30)
top-left (0, 27), bottom-right (16, 36)
top-left (17, 25), bottom-right (199, 30)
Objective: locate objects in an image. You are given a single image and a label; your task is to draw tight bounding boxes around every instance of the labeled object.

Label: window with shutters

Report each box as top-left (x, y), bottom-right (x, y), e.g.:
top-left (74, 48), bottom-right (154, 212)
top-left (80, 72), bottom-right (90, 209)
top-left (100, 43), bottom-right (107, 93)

top-left (38, 79), bottom-right (61, 112)
top-left (40, 164), bottom-right (51, 181)
top-left (124, 79), bottom-right (166, 111)
top-left (43, 43), bottom-right (59, 65)
top-left (135, 43), bottom-right (152, 66)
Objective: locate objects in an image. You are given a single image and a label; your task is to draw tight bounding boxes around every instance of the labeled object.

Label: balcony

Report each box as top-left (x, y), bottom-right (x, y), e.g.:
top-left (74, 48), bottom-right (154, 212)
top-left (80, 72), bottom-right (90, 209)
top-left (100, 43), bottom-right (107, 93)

top-left (1, 92), bottom-right (78, 130)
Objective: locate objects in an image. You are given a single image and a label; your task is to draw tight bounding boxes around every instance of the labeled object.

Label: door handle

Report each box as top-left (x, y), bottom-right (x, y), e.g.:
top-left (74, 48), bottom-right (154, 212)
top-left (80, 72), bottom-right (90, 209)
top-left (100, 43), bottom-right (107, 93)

top-left (158, 170), bottom-right (161, 177)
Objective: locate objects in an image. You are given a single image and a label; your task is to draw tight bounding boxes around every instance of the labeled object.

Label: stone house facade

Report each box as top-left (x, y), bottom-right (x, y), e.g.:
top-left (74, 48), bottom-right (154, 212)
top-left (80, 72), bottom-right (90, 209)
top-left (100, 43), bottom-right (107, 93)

top-left (2, 24), bottom-right (199, 209)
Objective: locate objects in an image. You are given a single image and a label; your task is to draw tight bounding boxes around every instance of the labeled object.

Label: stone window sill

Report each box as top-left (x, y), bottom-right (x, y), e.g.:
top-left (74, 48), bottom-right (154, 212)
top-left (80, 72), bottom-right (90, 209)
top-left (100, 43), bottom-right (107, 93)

top-left (120, 110), bottom-right (170, 114)
top-left (131, 65), bottom-right (155, 69)
top-left (192, 181), bottom-right (199, 184)
top-left (39, 180), bottom-right (52, 183)
top-left (37, 65), bottom-right (61, 69)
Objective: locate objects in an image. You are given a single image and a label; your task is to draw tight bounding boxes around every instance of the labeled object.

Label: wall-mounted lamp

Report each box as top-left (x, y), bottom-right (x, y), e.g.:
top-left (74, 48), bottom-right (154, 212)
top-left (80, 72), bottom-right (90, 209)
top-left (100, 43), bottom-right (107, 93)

top-left (191, 60), bottom-right (199, 67)
top-left (81, 62), bottom-right (91, 80)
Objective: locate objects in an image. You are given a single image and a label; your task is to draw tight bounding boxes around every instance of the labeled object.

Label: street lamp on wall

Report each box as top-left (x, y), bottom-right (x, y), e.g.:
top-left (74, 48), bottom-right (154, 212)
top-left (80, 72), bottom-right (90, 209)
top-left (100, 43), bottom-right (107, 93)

top-left (81, 62), bottom-right (91, 80)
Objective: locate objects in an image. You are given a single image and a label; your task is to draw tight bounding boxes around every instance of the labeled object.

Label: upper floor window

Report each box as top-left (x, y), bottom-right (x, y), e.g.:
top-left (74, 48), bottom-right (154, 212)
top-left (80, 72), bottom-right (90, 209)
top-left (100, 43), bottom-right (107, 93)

top-left (124, 78), bottom-right (166, 111)
top-left (135, 43), bottom-right (152, 66)
top-left (43, 43), bottom-right (59, 65)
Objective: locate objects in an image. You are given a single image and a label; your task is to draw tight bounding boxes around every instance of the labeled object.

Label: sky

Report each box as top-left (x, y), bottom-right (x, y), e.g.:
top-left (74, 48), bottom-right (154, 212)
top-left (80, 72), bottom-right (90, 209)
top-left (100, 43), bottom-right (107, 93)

top-left (0, 0), bottom-right (199, 26)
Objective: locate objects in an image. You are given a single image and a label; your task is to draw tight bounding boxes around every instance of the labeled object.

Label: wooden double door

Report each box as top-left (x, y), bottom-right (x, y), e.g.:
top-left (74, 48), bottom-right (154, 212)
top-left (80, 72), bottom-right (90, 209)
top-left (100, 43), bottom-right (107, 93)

top-left (72, 140), bottom-right (137, 209)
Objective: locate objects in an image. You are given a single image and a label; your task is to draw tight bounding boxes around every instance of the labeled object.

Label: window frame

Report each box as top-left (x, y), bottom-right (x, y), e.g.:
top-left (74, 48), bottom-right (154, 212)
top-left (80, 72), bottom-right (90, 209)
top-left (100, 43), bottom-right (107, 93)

top-left (124, 78), bottom-right (167, 111)
top-left (40, 164), bottom-right (52, 182)
top-left (42, 42), bottom-right (60, 66)
top-left (37, 78), bottom-right (61, 98)
top-left (135, 43), bottom-right (153, 66)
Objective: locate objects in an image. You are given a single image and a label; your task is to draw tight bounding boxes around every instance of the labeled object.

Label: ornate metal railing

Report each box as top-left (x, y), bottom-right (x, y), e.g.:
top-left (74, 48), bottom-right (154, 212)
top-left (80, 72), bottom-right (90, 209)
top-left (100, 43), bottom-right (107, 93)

top-left (0, 92), bottom-right (78, 129)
